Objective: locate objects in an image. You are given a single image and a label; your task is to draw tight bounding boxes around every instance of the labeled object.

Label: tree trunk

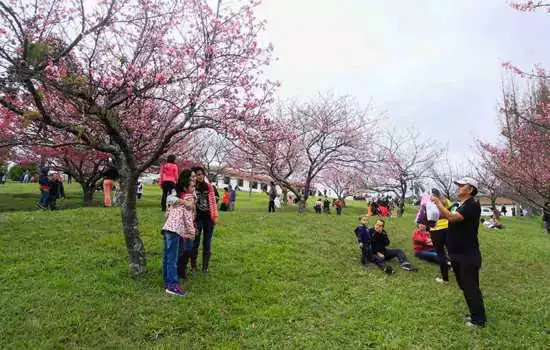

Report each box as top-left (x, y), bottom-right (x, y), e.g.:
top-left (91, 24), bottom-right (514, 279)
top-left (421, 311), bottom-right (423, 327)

top-left (81, 183), bottom-right (95, 204)
top-left (490, 193), bottom-right (497, 212)
top-left (119, 170), bottom-right (147, 278)
top-left (298, 180), bottom-right (312, 213)
top-left (282, 188), bottom-right (288, 207)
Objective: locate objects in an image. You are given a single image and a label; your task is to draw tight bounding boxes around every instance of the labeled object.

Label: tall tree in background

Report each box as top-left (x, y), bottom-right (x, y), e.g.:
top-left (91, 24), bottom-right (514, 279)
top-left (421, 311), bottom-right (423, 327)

top-left (233, 107), bottom-right (303, 201)
top-left (370, 128), bottom-right (439, 216)
top-left (481, 74), bottom-right (550, 206)
top-left (235, 95), bottom-right (374, 211)
top-left (320, 165), bottom-right (364, 202)
top-left (0, 0), bottom-right (274, 277)
top-left (480, 1), bottom-right (550, 208)
top-left (428, 148), bottom-right (462, 200)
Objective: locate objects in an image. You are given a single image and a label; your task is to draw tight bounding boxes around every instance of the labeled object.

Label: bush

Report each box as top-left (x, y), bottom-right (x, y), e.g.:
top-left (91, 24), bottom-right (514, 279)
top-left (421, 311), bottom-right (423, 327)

top-left (8, 164), bottom-right (39, 181)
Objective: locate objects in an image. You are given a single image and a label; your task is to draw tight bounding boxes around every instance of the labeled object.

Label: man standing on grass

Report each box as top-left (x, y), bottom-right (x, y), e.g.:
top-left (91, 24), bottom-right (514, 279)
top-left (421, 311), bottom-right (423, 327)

top-left (431, 177), bottom-right (487, 328)
top-left (229, 185), bottom-right (236, 211)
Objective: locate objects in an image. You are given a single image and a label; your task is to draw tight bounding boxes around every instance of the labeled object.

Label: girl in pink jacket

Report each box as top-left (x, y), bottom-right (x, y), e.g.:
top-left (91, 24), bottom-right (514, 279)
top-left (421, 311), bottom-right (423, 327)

top-left (161, 169), bottom-right (196, 297)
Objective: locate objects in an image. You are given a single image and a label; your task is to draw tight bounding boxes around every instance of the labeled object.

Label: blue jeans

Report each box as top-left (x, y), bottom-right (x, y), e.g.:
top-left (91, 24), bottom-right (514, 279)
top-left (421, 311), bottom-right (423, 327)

top-left (163, 230), bottom-right (180, 287)
top-left (39, 190), bottom-right (50, 206)
top-left (415, 249), bottom-right (440, 264)
top-left (179, 237), bottom-right (193, 256)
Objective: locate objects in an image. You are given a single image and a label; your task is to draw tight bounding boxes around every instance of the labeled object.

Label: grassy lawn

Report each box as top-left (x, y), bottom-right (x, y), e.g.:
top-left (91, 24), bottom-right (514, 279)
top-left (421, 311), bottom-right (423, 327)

top-left (1, 182), bottom-right (549, 349)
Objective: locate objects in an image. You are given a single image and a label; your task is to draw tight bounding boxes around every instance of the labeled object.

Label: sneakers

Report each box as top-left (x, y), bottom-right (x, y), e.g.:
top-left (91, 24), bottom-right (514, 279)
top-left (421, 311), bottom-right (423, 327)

top-left (400, 262), bottom-right (416, 272)
top-left (165, 285), bottom-right (188, 297)
top-left (464, 315), bottom-right (486, 327)
top-left (466, 321), bottom-right (486, 328)
top-left (435, 277), bottom-right (448, 284)
top-left (383, 266), bottom-right (395, 275)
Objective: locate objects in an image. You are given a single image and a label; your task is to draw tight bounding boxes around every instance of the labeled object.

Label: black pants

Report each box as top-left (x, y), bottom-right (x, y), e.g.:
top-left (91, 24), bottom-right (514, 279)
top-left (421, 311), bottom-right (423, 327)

top-left (161, 181), bottom-right (175, 211)
top-left (451, 256), bottom-right (486, 325)
top-left (268, 200), bottom-right (275, 212)
top-left (371, 248), bottom-right (407, 270)
top-left (360, 245), bottom-right (372, 265)
top-left (336, 207), bottom-right (342, 215)
top-left (431, 229), bottom-right (449, 281)
top-left (192, 214), bottom-right (215, 266)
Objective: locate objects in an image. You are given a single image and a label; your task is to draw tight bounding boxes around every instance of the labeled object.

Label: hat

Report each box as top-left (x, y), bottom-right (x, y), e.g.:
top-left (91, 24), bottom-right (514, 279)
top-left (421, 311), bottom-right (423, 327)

top-left (454, 177), bottom-right (478, 190)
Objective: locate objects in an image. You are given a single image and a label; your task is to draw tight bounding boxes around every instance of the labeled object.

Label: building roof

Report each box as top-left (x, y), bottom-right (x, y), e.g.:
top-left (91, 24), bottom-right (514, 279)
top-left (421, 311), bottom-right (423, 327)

top-left (478, 196), bottom-right (516, 206)
top-left (217, 167), bottom-right (272, 183)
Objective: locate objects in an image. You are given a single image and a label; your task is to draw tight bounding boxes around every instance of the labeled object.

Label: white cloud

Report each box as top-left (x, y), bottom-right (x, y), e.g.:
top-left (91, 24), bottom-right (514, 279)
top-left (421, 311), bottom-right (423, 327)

top-left (256, 0), bottom-right (550, 162)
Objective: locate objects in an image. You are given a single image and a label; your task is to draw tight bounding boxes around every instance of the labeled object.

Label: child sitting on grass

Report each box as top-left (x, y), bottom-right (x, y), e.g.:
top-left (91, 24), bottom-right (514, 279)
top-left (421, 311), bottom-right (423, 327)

top-left (369, 219), bottom-right (416, 274)
top-left (354, 215), bottom-right (372, 266)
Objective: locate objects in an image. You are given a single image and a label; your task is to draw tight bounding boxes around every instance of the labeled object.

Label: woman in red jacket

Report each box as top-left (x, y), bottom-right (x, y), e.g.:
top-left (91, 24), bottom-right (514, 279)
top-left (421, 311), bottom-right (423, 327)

top-left (412, 224), bottom-right (439, 263)
top-left (159, 155), bottom-right (179, 211)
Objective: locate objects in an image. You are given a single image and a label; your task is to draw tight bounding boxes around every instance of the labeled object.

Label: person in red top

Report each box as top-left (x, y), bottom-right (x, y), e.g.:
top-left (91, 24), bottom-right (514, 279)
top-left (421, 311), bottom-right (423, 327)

top-left (159, 155), bottom-right (179, 212)
top-left (378, 205), bottom-right (390, 217)
top-left (334, 199), bottom-right (343, 215)
top-left (412, 224), bottom-right (439, 263)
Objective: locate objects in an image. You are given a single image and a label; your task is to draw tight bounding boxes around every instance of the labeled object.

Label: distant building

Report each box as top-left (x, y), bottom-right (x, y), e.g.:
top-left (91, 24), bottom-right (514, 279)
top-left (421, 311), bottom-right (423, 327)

top-left (211, 168), bottom-right (276, 193)
top-left (478, 196), bottom-right (517, 217)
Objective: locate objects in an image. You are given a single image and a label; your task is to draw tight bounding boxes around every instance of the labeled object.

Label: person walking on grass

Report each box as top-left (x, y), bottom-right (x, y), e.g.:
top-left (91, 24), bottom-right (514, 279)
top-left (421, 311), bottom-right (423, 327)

top-left (159, 154), bottom-right (179, 212)
top-left (431, 177), bottom-right (487, 328)
top-left (162, 169), bottom-right (197, 296)
top-left (101, 165), bottom-right (119, 207)
top-left (47, 173), bottom-right (65, 210)
top-left (229, 186), bottom-right (236, 211)
top-left (37, 169), bottom-right (50, 209)
top-left (335, 198), bottom-right (343, 215)
top-left (268, 181), bottom-right (277, 213)
top-left (191, 166), bottom-right (219, 274)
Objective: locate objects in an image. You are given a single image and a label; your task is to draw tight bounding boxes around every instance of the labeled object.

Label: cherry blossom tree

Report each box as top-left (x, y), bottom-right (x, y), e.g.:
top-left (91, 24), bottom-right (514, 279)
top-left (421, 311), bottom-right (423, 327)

top-left (0, 0), bottom-right (274, 277)
top-left (369, 128), bottom-right (440, 216)
top-left (235, 95), bottom-right (374, 211)
top-left (320, 165), bottom-right (365, 202)
top-left (481, 75), bottom-right (550, 206)
top-left (232, 109), bottom-right (303, 201)
top-left (428, 148), bottom-right (463, 200)
top-left (189, 129), bottom-right (233, 181)
top-left (16, 143), bottom-right (109, 202)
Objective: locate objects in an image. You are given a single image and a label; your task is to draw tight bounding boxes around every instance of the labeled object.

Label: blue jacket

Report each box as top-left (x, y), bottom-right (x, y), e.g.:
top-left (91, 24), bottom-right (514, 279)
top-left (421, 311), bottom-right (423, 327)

top-left (230, 190), bottom-right (236, 201)
top-left (354, 224), bottom-right (372, 244)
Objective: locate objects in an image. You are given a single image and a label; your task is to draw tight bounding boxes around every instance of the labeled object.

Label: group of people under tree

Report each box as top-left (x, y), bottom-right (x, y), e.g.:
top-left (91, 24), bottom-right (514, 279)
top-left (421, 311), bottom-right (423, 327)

top-left (367, 197), bottom-right (395, 217)
top-left (314, 197), bottom-right (343, 215)
top-left (355, 178), bottom-right (487, 327)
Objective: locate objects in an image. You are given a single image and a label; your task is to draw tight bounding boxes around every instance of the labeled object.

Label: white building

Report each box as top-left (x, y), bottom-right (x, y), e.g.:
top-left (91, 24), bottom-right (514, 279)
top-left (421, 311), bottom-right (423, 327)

top-left (478, 196), bottom-right (517, 217)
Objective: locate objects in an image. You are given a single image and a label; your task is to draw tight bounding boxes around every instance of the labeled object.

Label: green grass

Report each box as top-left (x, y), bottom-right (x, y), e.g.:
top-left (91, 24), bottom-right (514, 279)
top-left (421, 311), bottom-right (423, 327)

top-left (1, 182), bottom-right (549, 349)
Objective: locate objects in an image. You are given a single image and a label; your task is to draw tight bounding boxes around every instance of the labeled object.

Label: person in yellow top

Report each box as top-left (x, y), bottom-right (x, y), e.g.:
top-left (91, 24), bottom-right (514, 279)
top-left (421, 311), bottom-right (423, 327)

top-left (430, 188), bottom-right (452, 284)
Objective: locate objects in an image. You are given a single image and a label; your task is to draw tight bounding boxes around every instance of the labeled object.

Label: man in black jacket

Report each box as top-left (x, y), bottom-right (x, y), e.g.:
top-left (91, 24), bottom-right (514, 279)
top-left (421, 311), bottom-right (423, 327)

top-left (369, 219), bottom-right (415, 274)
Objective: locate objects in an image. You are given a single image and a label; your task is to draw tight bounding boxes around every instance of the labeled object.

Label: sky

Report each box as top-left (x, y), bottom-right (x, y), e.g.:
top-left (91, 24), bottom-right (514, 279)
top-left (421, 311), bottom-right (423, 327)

top-left (255, 0), bottom-right (550, 164)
